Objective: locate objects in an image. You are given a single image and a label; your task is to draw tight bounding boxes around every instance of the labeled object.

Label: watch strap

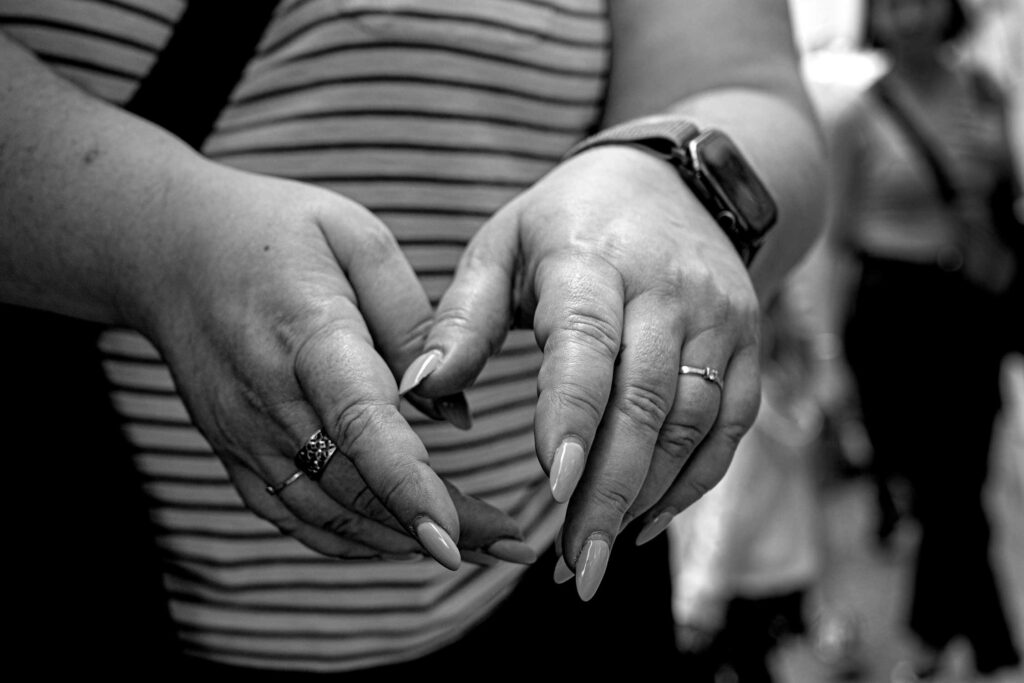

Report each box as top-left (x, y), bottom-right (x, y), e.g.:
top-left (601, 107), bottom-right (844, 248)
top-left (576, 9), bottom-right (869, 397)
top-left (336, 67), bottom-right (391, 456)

top-left (564, 117), bottom-right (700, 162)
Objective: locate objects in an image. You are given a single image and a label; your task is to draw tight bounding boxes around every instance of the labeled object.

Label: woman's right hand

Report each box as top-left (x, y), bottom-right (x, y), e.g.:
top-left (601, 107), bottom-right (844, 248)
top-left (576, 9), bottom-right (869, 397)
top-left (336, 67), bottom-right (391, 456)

top-left (124, 161), bottom-right (532, 568)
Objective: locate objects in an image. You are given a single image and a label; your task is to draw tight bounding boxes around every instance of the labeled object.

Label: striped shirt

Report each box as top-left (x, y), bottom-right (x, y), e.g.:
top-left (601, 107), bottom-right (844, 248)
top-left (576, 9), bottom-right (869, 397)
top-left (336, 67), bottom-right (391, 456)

top-left (1, 0), bottom-right (610, 671)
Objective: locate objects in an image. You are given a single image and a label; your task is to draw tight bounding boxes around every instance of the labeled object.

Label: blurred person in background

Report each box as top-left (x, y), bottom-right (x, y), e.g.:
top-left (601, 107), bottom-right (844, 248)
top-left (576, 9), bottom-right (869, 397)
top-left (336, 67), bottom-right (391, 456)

top-left (821, 0), bottom-right (1023, 679)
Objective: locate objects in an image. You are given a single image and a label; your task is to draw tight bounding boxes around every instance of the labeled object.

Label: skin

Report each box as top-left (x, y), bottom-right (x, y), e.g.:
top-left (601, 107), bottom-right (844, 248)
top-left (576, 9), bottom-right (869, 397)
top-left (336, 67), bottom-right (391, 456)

top-left (0, 32), bottom-right (524, 567)
top-left (1, 0), bottom-right (826, 598)
top-left (414, 0), bottom-right (827, 597)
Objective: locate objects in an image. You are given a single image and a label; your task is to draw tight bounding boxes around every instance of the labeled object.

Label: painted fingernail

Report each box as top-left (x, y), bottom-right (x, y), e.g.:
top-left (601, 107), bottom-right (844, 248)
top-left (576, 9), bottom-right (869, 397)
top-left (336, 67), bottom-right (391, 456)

top-left (399, 350), bottom-right (443, 395)
top-left (486, 539), bottom-right (537, 565)
top-left (381, 552), bottom-right (423, 563)
top-left (549, 439), bottom-right (585, 503)
top-left (415, 518), bottom-right (461, 571)
top-left (635, 510), bottom-right (676, 547)
top-left (553, 556), bottom-right (574, 584)
top-left (435, 393), bottom-right (472, 430)
top-left (460, 550), bottom-right (499, 567)
top-left (404, 392), bottom-right (445, 421)
top-left (576, 536), bottom-right (610, 602)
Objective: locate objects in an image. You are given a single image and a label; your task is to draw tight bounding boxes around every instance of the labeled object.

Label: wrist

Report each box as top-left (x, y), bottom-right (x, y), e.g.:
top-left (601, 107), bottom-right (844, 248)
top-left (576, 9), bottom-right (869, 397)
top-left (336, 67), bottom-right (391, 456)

top-left (563, 115), bottom-right (777, 266)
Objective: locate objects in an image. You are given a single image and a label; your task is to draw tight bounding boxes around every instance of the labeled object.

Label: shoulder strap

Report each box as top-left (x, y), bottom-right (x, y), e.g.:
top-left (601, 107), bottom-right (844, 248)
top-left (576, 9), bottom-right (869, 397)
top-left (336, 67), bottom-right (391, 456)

top-left (870, 77), bottom-right (959, 207)
top-left (125, 0), bottom-right (280, 148)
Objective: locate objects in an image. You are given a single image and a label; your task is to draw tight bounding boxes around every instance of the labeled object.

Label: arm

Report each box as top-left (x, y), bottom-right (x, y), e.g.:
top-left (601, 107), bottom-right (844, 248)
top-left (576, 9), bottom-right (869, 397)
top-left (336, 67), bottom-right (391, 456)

top-left (0, 32), bottom-right (536, 568)
top-left (603, 0), bottom-right (826, 298)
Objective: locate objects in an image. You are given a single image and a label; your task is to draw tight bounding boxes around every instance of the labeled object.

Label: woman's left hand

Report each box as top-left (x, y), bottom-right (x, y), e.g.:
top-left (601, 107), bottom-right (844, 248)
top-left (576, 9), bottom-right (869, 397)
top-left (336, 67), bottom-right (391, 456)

top-left (406, 145), bottom-right (762, 600)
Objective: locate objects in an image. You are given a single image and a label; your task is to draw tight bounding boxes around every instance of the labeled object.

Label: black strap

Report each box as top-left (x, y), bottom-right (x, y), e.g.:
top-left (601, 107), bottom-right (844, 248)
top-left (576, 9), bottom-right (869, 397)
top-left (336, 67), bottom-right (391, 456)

top-left (870, 77), bottom-right (959, 208)
top-left (125, 0), bottom-right (280, 148)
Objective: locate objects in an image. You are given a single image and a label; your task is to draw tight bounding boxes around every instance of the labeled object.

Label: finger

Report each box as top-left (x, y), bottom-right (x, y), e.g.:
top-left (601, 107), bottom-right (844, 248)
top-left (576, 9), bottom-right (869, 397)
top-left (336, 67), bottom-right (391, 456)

top-left (445, 481), bottom-right (537, 565)
top-left (560, 293), bottom-right (682, 601)
top-left (402, 209), bottom-right (520, 398)
top-left (262, 446), bottom-right (425, 555)
top-left (293, 309), bottom-right (462, 570)
top-left (318, 454), bottom-right (536, 564)
top-left (532, 252), bottom-right (625, 504)
top-left (318, 203), bottom-right (435, 381)
top-left (227, 461), bottom-right (400, 559)
top-left (632, 343), bottom-right (761, 544)
top-left (620, 328), bottom-right (730, 534)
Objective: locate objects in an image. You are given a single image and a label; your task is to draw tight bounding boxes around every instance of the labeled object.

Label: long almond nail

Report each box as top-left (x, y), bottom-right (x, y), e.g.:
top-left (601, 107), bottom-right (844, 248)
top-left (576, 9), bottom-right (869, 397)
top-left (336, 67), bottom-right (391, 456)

top-left (415, 518), bottom-right (461, 571)
top-left (576, 536), bottom-right (610, 602)
top-left (435, 393), bottom-right (472, 430)
top-left (460, 550), bottom-right (499, 567)
top-left (549, 440), bottom-right (585, 503)
top-left (403, 392), bottom-right (445, 421)
top-left (399, 350), bottom-right (443, 395)
top-left (635, 510), bottom-right (675, 547)
top-left (487, 539), bottom-right (537, 565)
top-left (553, 556), bottom-right (574, 584)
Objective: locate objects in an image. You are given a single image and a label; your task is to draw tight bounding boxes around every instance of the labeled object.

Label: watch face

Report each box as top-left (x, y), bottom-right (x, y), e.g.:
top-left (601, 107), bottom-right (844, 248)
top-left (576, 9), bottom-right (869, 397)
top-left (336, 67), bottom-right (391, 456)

top-left (692, 131), bottom-right (777, 235)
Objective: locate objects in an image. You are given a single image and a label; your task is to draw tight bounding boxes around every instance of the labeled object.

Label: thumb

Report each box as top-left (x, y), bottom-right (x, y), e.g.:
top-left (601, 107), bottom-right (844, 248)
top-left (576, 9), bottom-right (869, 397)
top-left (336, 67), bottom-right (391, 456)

top-left (400, 209), bottom-right (522, 398)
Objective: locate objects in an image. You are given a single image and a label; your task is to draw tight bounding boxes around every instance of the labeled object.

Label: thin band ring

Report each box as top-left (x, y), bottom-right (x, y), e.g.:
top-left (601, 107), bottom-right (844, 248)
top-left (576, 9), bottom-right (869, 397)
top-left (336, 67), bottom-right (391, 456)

top-left (266, 470), bottom-right (305, 496)
top-left (679, 364), bottom-right (724, 390)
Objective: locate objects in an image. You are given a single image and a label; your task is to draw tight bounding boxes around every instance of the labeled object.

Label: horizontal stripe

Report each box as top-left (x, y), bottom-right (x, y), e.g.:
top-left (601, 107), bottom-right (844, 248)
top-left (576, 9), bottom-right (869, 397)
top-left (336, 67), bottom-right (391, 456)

top-left (211, 140), bottom-right (563, 164)
top-left (0, 16), bottom-right (164, 52)
top-left (215, 83), bottom-right (599, 134)
top-left (231, 73), bottom-right (603, 108)
top-left (257, 6), bottom-right (606, 61)
top-left (204, 115), bottom-right (579, 159)
top-left (213, 107), bottom-right (598, 137)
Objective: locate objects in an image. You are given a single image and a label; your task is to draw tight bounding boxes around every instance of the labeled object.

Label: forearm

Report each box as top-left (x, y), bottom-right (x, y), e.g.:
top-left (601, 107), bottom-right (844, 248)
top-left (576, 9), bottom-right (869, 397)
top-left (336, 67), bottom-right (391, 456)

top-left (600, 0), bottom-right (827, 302)
top-left (0, 32), bottom-right (209, 325)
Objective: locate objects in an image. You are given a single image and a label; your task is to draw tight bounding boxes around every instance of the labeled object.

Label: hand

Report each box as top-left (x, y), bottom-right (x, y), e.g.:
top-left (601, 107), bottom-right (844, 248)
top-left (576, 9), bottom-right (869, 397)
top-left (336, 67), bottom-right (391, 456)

top-left (403, 146), bottom-right (761, 596)
top-left (126, 161), bottom-right (532, 568)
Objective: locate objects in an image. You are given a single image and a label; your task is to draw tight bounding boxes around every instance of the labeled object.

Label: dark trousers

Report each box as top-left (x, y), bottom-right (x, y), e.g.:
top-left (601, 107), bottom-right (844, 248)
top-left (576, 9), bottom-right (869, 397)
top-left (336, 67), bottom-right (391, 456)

top-left (175, 529), bottom-right (677, 679)
top-left (844, 255), bottom-right (1020, 673)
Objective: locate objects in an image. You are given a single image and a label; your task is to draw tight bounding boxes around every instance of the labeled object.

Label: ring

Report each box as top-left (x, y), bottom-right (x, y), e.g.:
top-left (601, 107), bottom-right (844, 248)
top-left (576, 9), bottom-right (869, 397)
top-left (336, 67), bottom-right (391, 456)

top-left (679, 365), bottom-right (724, 390)
top-left (266, 470), bottom-right (305, 496)
top-left (294, 429), bottom-right (339, 480)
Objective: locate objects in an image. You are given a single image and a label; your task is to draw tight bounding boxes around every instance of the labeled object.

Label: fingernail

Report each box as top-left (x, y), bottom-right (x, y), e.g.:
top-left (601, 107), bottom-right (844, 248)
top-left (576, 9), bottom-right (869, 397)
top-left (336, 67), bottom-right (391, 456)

top-left (635, 510), bottom-right (676, 547)
top-left (404, 392), bottom-right (445, 421)
top-left (399, 350), bottom-right (443, 395)
top-left (487, 538), bottom-right (537, 565)
top-left (576, 536), bottom-right (610, 602)
top-left (460, 550), bottom-right (499, 567)
top-left (549, 439), bottom-right (585, 503)
top-left (435, 393), bottom-right (472, 430)
top-left (381, 552), bottom-right (423, 563)
top-left (415, 518), bottom-right (461, 571)
top-left (553, 556), bottom-right (574, 584)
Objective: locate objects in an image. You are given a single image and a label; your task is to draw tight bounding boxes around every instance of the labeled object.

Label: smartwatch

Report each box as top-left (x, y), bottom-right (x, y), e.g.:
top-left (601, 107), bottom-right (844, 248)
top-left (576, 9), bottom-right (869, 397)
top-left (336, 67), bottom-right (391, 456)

top-left (563, 117), bottom-right (777, 266)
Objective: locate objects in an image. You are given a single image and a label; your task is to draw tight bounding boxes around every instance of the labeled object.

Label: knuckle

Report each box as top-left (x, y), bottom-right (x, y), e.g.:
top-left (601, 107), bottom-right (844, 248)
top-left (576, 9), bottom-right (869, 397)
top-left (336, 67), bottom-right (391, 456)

top-left (270, 512), bottom-right (303, 536)
top-left (659, 421), bottom-right (706, 458)
top-left (549, 382), bottom-right (606, 426)
top-left (352, 216), bottom-right (401, 259)
top-left (615, 383), bottom-right (672, 432)
top-left (719, 420), bottom-right (754, 451)
top-left (560, 310), bottom-right (621, 359)
top-left (374, 461), bottom-right (424, 518)
top-left (330, 399), bottom-right (392, 455)
top-left (591, 480), bottom-right (636, 517)
top-left (683, 476), bottom-right (714, 504)
top-left (321, 511), bottom-right (363, 538)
